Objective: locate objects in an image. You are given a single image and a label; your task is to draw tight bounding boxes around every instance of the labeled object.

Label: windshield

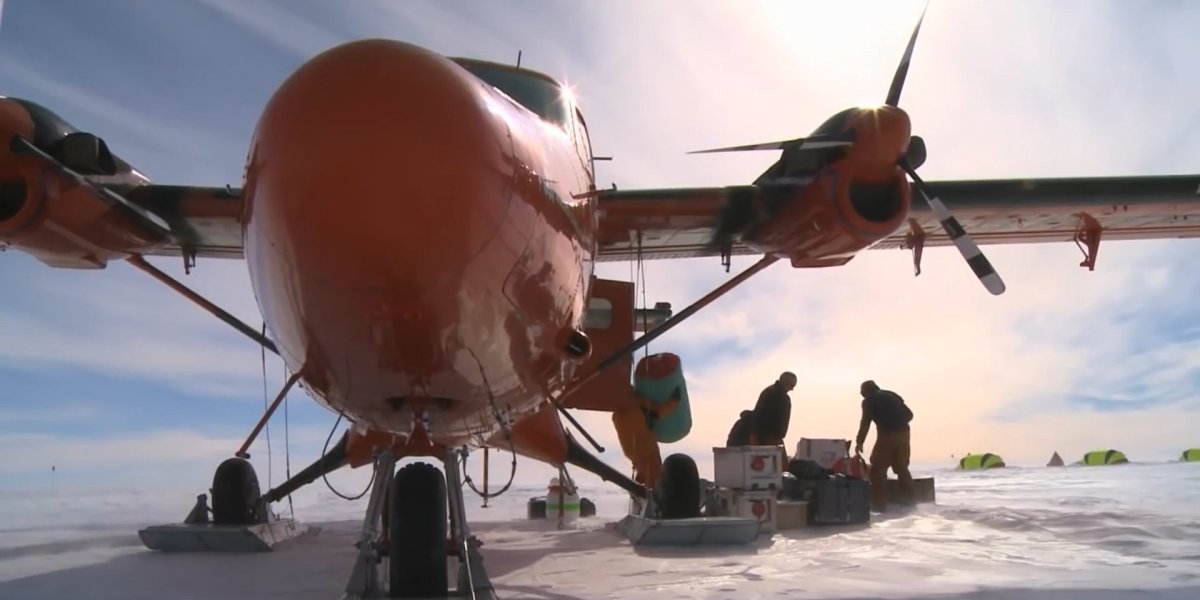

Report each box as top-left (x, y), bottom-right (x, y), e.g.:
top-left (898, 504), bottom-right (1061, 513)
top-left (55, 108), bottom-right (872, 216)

top-left (453, 59), bottom-right (569, 128)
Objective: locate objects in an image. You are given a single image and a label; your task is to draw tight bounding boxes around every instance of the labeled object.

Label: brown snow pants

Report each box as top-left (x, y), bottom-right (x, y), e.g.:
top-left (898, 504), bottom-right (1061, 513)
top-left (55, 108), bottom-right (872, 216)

top-left (869, 429), bottom-right (914, 511)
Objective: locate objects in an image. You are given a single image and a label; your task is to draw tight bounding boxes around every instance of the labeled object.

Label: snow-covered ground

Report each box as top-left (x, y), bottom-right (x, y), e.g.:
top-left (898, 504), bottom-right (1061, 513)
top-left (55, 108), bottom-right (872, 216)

top-left (1, 461), bottom-right (1198, 599)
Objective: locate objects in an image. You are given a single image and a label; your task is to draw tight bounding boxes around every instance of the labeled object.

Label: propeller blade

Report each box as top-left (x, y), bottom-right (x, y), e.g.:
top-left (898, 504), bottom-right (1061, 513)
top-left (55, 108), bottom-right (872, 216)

top-left (900, 160), bottom-right (1006, 296)
top-left (688, 131), bottom-right (855, 155)
top-left (885, 1), bottom-right (930, 107)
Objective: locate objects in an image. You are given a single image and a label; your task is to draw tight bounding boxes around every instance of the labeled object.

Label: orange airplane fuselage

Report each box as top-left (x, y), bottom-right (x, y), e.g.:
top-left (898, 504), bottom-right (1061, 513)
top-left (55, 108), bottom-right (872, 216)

top-left (242, 40), bottom-right (597, 454)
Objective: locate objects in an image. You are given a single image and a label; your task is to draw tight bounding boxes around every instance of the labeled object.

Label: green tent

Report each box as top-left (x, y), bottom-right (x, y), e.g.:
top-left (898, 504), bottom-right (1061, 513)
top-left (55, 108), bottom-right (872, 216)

top-left (1181, 448), bottom-right (1200, 462)
top-left (958, 452), bottom-right (1006, 470)
top-left (1082, 449), bottom-right (1128, 465)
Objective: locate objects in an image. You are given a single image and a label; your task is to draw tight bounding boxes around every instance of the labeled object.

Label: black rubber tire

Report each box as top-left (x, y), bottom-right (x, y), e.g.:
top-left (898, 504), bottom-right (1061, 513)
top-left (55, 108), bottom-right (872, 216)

top-left (580, 497), bottom-right (596, 518)
top-left (211, 458), bottom-right (263, 525)
top-left (388, 462), bottom-right (449, 598)
top-left (656, 453), bottom-right (701, 519)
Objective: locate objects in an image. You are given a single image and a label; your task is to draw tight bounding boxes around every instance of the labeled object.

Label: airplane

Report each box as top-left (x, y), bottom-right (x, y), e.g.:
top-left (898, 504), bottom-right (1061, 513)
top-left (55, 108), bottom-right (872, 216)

top-left (4, 4), bottom-right (1200, 599)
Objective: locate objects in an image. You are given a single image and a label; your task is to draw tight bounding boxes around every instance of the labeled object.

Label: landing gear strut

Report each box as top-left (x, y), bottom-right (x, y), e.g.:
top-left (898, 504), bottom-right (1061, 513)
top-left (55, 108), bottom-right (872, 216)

top-left (343, 448), bottom-right (495, 599)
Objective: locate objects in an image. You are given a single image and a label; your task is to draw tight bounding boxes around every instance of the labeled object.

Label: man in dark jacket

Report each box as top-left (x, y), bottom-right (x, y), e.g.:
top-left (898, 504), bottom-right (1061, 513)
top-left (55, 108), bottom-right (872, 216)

top-left (725, 410), bottom-right (754, 447)
top-left (751, 372), bottom-right (796, 447)
top-left (855, 380), bottom-right (914, 511)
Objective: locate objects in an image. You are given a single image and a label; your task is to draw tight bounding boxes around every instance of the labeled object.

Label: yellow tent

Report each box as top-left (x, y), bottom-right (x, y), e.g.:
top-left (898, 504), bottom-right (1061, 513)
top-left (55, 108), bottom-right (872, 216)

top-left (958, 453), bottom-right (1006, 470)
top-left (1082, 449), bottom-right (1127, 465)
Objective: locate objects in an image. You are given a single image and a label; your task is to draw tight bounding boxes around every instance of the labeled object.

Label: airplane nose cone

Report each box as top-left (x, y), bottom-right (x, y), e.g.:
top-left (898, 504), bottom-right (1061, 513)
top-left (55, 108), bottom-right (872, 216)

top-left (244, 38), bottom-right (515, 286)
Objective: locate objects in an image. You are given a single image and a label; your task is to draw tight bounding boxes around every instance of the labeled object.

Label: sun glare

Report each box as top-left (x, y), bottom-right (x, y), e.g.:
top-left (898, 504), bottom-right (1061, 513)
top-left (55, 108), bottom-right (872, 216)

top-left (753, 1), bottom-right (929, 72)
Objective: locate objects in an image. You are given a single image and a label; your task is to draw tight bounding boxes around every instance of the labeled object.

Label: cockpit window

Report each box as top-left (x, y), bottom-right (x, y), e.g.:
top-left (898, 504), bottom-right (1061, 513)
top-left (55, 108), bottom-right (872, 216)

top-left (452, 59), bottom-right (569, 128)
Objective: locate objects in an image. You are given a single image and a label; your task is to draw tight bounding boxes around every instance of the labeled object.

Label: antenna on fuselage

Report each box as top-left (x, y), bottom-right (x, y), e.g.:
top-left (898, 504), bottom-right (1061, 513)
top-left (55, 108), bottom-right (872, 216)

top-left (516, 50), bottom-right (522, 68)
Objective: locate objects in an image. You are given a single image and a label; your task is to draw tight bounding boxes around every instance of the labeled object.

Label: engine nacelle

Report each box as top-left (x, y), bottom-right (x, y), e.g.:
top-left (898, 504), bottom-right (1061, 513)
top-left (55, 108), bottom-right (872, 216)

top-left (0, 97), bottom-right (163, 268)
top-left (745, 166), bottom-right (911, 267)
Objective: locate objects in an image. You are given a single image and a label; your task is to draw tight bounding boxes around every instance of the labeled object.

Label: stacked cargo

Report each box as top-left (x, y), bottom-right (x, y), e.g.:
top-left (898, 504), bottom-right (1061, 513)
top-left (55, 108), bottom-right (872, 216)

top-left (709, 446), bottom-right (783, 533)
top-left (794, 438), bottom-right (851, 469)
top-left (789, 438), bottom-right (871, 526)
top-left (706, 438), bottom-right (936, 537)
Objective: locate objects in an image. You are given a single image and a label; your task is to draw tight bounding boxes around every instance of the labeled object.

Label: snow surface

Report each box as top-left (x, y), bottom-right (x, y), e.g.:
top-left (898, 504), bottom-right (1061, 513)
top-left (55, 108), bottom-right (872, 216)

top-left (1, 462), bottom-right (1198, 599)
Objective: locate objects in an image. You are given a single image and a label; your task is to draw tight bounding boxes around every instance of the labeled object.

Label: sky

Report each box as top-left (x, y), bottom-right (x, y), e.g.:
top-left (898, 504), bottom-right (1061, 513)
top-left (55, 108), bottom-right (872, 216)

top-left (2, 0), bottom-right (1200, 509)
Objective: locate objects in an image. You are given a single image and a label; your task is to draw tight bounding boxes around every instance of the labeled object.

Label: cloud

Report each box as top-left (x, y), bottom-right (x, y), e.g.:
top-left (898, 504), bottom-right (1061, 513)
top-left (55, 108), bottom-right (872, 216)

top-left (0, 430), bottom-right (241, 473)
top-left (0, 405), bottom-right (102, 424)
top-left (0, 423), bottom-right (339, 484)
top-left (0, 256), bottom-right (273, 399)
top-left (194, 0), bottom-right (343, 59)
top-left (0, 56), bottom-right (243, 183)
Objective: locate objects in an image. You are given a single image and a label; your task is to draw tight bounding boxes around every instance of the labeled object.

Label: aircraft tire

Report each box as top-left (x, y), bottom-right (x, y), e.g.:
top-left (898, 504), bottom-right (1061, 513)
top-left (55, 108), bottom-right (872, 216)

top-left (657, 453), bottom-right (701, 519)
top-left (211, 457), bottom-right (263, 525)
top-left (388, 462), bottom-right (449, 598)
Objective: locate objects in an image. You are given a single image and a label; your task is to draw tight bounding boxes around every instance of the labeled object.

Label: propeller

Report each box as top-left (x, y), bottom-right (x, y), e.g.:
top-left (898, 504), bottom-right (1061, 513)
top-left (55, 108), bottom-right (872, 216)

top-left (687, 130), bottom-right (856, 155)
top-left (687, 1), bottom-right (1006, 296)
top-left (887, 1), bottom-right (1006, 296)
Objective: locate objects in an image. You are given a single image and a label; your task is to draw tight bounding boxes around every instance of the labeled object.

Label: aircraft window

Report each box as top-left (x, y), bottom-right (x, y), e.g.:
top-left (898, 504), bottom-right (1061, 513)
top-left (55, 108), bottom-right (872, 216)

top-left (573, 107), bottom-right (592, 165)
top-left (456, 61), bottom-right (569, 128)
top-left (583, 297), bottom-right (612, 330)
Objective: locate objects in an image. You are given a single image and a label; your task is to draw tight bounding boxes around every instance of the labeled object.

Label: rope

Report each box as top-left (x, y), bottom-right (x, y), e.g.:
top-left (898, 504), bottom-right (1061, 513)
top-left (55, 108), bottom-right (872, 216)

top-left (461, 348), bottom-right (518, 499)
top-left (636, 231), bottom-right (650, 361)
top-left (321, 412), bottom-right (375, 501)
top-left (462, 446), bottom-right (517, 499)
top-left (283, 361), bottom-right (294, 520)
top-left (260, 323), bottom-right (272, 488)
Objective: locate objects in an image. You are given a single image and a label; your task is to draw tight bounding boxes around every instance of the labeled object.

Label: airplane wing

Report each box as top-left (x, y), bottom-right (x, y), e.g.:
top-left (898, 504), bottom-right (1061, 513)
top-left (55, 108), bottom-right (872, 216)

top-left (872, 174), bottom-right (1200, 252)
top-left (595, 174), bottom-right (1200, 264)
top-left (595, 180), bottom-right (809, 261)
top-left (126, 184), bottom-right (245, 259)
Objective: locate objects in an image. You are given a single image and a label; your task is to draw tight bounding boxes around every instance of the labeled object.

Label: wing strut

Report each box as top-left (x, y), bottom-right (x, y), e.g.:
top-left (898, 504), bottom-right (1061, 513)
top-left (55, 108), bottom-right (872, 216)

top-left (236, 371), bottom-right (302, 459)
top-left (126, 254), bottom-right (279, 355)
top-left (556, 254), bottom-right (780, 405)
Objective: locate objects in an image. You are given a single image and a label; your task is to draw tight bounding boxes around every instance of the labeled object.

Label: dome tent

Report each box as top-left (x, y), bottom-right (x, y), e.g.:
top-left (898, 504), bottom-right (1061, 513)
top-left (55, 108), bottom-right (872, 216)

top-left (958, 453), bottom-right (1005, 470)
top-left (1082, 449), bottom-right (1128, 465)
top-left (1181, 448), bottom-right (1200, 462)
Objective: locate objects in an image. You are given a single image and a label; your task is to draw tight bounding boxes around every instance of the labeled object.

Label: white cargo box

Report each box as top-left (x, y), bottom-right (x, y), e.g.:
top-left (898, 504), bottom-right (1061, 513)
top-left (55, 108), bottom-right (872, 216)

top-left (794, 438), bottom-right (850, 469)
top-left (711, 488), bottom-right (777, 533)
top-left (713, 446), bottom-right (782, 491)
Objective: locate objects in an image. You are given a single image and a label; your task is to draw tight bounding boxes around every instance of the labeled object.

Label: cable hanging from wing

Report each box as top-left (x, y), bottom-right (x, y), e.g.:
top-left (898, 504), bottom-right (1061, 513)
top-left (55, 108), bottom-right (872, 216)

top-left (260, 323), bottom-right (273, 489)
top-left (636, 229), bottom-right (650, 361)
top-left (282, 360), bottom-right (295, 521)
